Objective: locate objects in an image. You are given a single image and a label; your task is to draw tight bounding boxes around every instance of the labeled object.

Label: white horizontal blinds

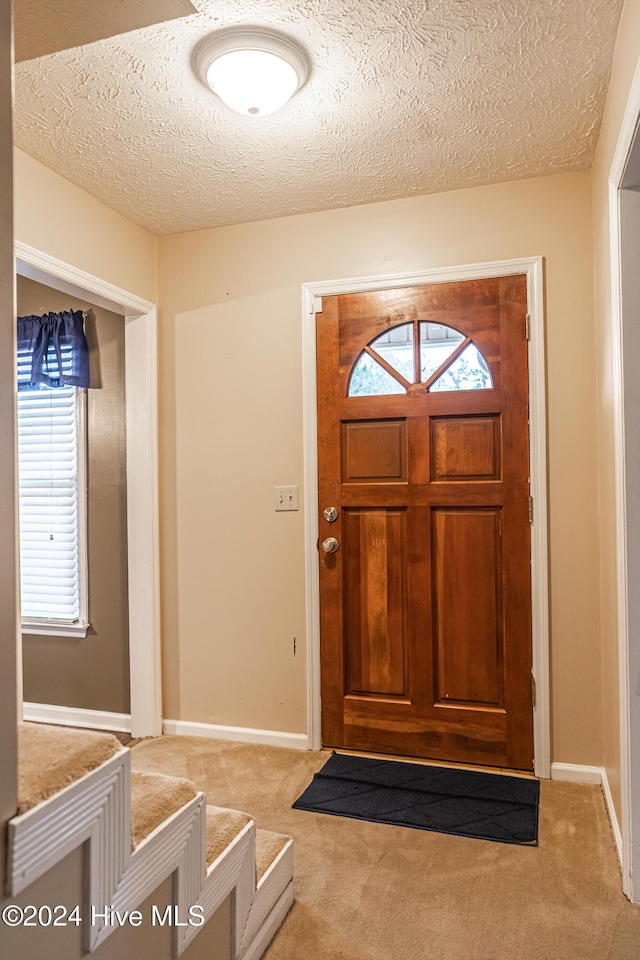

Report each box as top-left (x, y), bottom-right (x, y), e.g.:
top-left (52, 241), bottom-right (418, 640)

top-left (17, 339), bottom-right (81, 623)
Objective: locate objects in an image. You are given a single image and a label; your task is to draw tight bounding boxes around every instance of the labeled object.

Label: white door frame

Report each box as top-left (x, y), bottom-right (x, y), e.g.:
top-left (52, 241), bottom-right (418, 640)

top-left (15, 241), bottom-right (162, 739)
top-left (608, 56), bottom-right (640, 902)
top-left (301, 257), bottom-right (550, 776)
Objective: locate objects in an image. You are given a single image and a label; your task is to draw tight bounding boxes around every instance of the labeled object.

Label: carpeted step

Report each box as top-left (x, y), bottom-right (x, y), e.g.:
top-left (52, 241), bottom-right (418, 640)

top-left (17, 721), bottom-right (121, 814)
top-left (255, 828), bottom-right (291, 884)
top-left (204, 806), bottom-right (291, 884)
top-left (130, 770), bottom-right (198, 848)
top-left (205, 805), bottom-right (253, 868)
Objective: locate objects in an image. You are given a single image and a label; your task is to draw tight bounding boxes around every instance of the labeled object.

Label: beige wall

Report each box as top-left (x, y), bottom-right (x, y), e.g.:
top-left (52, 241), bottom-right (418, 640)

top-left (158, 170), bottom-right (602, 765)
top-left (18, 277), bottom-right (130, 714)
top-left (14, 149), bottom-right (158, 304)
top-left (591, 0), bottom-right (640, 823)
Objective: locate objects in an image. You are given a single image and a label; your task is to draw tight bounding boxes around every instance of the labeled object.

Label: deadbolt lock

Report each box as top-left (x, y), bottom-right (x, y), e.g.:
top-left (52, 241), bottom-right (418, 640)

top-left (323, 506), bottom-right (338, 522)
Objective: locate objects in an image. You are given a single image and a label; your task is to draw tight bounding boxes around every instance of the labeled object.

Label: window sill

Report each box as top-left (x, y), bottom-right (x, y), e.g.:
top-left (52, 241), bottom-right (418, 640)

top-left (22, 620), bottom-right (90, 639)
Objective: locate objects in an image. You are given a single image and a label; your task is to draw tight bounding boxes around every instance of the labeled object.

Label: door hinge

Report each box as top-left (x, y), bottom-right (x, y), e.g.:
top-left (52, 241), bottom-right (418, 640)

top-left (531, 674), bottom-right (537, 708)
top-left (528, 495), bottom-right (534, 523)
top-left (525, 313), bottom-right (531, 341)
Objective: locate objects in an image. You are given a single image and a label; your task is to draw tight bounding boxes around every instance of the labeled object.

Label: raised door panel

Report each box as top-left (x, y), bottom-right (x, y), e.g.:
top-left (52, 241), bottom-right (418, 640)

top-left (343, 508), bottom-right (407, 698)
top-left (431, 416), bottom-right (502, 481)
top-left (432, 508), bottom-right (504, 707)
top-left (342, 420), bottom-right (407, 483)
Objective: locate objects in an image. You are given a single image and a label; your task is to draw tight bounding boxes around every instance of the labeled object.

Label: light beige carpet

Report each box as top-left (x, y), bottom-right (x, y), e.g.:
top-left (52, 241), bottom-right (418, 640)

top-left (205, 805), bottom-right (253, 868)
top-left (18, 722), bottom-right (121, 814)
top-left (130, 770), bottom-right (197, 848)
top-left (255, 829), bottom-right (290, 883)
top-left (131, 736), bottom-right (640, 960)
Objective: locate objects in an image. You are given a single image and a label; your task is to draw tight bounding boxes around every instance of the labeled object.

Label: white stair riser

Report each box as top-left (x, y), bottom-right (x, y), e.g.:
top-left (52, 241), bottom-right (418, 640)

top-left (8, 746), bottom-right (294, 959)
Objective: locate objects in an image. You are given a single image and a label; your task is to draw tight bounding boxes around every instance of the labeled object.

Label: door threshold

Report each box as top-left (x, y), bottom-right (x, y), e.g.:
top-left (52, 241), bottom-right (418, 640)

top-left (324, 746), bottom-right (539, 779)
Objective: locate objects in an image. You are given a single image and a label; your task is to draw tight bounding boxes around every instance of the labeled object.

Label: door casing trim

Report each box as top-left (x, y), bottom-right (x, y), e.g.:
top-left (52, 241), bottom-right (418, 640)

top-left (606, 48), bottom-right (640, 901)
top-left (15, 240), bottom-right (162, 739)
top-left (301, 257), bottom-right (549, 777)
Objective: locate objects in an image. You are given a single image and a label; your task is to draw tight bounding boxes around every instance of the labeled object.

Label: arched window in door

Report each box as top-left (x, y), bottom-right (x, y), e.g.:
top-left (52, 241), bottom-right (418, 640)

top-left (348, 321), bottom-right (492, 397)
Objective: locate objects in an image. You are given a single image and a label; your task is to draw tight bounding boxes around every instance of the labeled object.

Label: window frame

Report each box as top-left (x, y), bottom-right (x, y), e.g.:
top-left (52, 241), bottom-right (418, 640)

top-left (19, 386), bottom-right (89, 638)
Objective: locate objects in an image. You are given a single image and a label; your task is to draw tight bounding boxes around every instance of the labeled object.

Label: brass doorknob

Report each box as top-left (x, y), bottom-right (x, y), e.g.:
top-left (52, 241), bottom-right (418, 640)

top-left (321, 537), bottom-right (339, 554)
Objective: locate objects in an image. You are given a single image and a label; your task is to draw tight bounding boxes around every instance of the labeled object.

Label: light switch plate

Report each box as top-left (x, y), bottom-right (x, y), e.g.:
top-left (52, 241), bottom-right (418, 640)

top-left (275, 485), bottom-right (299, 511)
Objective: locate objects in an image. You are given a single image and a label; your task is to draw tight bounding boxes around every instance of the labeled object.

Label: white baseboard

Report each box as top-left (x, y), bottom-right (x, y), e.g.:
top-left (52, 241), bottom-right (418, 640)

top-left (23, 705), bottom-right (310, 750)
top-left (163, 718), bottom-right (309, 751)
top-left (550, 762), bottom-right (603, 784)
top-left (551, 762), bottom-right (623, 867)
top-left (601, 767), bottom-right (623, 866)
top-left (23, 701), bottom-right (132, 733)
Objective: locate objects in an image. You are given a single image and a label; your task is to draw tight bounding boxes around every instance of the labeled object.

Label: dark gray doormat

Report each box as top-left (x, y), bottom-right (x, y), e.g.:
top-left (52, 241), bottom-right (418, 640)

top-left (293, 752), bottom-right (540, 845)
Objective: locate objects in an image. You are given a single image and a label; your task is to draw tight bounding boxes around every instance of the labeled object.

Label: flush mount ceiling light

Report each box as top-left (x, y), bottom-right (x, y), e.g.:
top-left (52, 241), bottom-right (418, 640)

top-left (193, 26), bottom-right (310, 117)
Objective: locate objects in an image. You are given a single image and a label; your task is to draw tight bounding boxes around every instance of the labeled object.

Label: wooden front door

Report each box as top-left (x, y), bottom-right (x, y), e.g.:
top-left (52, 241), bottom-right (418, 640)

top-left (316, 275), bottom-right (533, 770)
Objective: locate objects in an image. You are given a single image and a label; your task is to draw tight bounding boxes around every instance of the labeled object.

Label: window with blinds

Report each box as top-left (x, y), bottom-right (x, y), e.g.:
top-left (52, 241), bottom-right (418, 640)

top-left (17, 347), bottom-right (88, 633)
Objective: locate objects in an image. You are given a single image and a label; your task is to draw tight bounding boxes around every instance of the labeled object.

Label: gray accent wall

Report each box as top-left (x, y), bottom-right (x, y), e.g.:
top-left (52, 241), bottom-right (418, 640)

top-left (0, 845), bottom-right (232, 960)
top-left (18, 276), bottom-right (130, 714)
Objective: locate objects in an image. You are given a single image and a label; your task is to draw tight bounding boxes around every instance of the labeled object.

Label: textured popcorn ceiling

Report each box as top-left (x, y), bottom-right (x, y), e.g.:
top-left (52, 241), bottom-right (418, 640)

top-left (14, 0), bottom-right (623, 236)
top-left (14, 0), bottom-right (197, 62)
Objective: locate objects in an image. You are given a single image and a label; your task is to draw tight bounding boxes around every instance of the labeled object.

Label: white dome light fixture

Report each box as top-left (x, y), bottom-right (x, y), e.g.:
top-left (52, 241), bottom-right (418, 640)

top-left (193, 27), bottom-right (310, 117)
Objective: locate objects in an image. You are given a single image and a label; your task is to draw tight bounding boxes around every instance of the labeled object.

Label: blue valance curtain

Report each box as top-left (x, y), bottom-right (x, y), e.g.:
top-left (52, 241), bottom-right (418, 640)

top-left (17, 310), bottom-right (90, 391)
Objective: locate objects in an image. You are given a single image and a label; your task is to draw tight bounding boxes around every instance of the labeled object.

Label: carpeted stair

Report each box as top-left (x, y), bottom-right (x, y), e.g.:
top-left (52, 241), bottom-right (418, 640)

top-left (17, 721), bottom-right (121, 813)
top-left (130, 770), bottom-right (198, 848)
top-left (205, 804), bottom-right (254, 867)
top-left (9, 722), bottom-right (294, 959)
top-left (255, 829), bottom-right (290, 884)
top-left (204, 803), bottom-right (290, 882)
